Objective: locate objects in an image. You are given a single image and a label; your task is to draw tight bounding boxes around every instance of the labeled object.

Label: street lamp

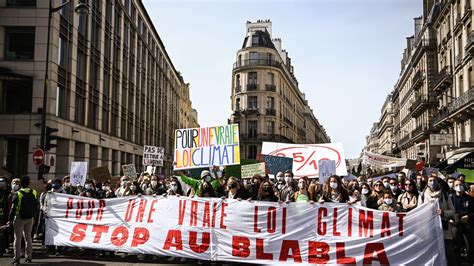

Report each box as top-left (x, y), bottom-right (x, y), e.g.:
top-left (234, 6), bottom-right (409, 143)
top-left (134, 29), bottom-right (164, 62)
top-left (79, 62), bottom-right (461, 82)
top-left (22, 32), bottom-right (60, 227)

top-left (39, 0), bottom-right (89, 179)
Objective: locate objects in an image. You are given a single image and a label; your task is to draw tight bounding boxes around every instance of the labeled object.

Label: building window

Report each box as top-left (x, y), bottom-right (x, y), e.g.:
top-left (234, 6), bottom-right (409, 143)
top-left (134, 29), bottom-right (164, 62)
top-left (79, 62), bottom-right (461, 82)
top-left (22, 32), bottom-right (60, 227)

top-left (0, 80), bottom-right (33, 114)
top-left (267, 72), bottom-right (274, 85)
top-left (248, 96), bottom-right (258, 110)
top-left (248, 145), bottom-right (257, 159)
top-left (248, 72), bottom-right (257, 84)
top-left (7, 0), bottom-right (36, 6)
top-left (266, 97), bottom-right (274, 109)
top-left (267, 121), bottom-right (275, 136)
top-left (57, 36), bottom-right (68, 67)
top-left (56, 85), bottom-right (68, 118)
top-left (236, 98), bottom-right (241, 111)
top-left (235, 74), bottom-right (241, 92)
top-left (249, 52), bottom-right (258, 62)
top-left (5, 27), bottom-right (35, 60)
top-left (252, 36), bottom-right (259, 46)
top-left (248, 121), bottom-right (258, 138)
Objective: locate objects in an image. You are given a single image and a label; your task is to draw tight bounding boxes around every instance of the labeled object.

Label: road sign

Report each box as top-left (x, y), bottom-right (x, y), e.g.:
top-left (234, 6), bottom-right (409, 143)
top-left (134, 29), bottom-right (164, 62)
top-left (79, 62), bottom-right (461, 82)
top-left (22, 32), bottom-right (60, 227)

top-left (33, 149), bottom-right (45, 166)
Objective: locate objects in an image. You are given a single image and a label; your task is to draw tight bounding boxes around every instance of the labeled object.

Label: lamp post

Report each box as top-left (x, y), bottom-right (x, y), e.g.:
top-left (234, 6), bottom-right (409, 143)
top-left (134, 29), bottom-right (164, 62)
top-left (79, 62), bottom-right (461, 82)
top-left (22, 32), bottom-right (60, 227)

top-left (39, 0), bottom-right (89, 179)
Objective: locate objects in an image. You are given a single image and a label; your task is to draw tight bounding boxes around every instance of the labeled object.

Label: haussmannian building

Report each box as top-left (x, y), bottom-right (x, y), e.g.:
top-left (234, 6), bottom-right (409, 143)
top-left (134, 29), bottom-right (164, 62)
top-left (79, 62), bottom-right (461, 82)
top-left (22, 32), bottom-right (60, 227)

top-left (229, 20), bottom-right (330, 159)
top-left (0, 0), bottom-right (198, 178)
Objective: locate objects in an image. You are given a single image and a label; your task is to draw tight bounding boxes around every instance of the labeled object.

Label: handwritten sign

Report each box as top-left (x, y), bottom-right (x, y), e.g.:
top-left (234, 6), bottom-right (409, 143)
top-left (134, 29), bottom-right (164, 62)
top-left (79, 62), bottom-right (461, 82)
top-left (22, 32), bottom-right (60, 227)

top-left (261, 142), bottom-right (347, 178)
top-left (70, 161), bottom-right (88, 187)
top-left (241, 163), bottom-right (266, 179)
top-left (143, 146), bottom-right (164, 166)
top-left (122, 164), bottom-right (137, 179)
top-left (261, 155), bottom-right (293, 175)
top-left (91, 166), bottom-right (111, 183)
top-left (318, 160), bottom-right (336, 183)
top-left (174, 124), bottom-right (240, 170)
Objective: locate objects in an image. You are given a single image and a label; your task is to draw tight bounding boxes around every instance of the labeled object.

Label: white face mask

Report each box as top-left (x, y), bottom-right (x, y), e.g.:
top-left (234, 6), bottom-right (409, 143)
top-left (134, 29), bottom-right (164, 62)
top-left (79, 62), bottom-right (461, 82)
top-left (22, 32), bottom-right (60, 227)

top-left (384, 198), bottom-right (393, 205)
top-left (102, 186), bottom-right (110, 191)
top-left (12, 184), bottom-right (20, 192)
top-left (84, 184), bottom-right (91, 190)
top-left (390, 185), bottom-right (397, 191)
top-left (284, 176), bottom-right (292, 184)
top-left (151, 181), bottom-right (158, 187)
top-left (383, 182), bottom-right (390, 189)
top-left (362, 188), bottom-right (369, 195)
top-left (121, 181), bottom-right (128, 187)
top-left (130, 185), bottom-right (137, 191)
top-left (170, 184), bottom-right (178, 192)
top-left (205, 176), bottom-right (211, 183)
top-left (448, 182), bottom-right (454, 189)
top-left (330, 182), bottom-right (338, 189)
top-left (298, 183), bottom-right (305, 189)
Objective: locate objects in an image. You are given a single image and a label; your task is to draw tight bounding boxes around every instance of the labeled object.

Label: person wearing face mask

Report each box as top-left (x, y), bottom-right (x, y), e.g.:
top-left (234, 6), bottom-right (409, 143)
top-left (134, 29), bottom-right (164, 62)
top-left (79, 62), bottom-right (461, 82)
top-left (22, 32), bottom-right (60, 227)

top-left (277, 171), bottom-right (296, 202)
top-left (79, 180), bottom-right (97, 198)
top-left (319, 175), bottom-right (349, 203)
top-left (196, 181), bottom-right (216, 198)
top-left (100, 181), bottom-right (115, 199)
top-left (129, 181), bottom-right (143, 196)
top-left (225, 177), bottom-right (250, 200)
top-left (62, 176), bottom-right (75, 195)
top-left (366, 180), bottom-right (386, 210)
top-left (449, 179), bottom-right (474, 265)
top-left (146, 177), bottom-right (166, 196)
top-left (346, 180), bottom-right (361, 204)
top-left (360, 183), bottom-right (372, 207)
top-left (179, 170), bottom-right (222, 198)
top-left (381, 177), bottom-right (391, 191)
top-left (397, 179), bottom-right (418, 212)
top-left (140, 176), bottom-right (151, 192)
top-left (293, 177), bottom-right (311, 203)
top-left (115, 176), bottom-right (131, 198)
top-left (378, 192), bottom-right (401, 212)
top-left (256, 180), bottom-right (278, 202)
top-left (446, 177), bottom-right (455, 196)
top-left (388, 177), bottom-right (402, 199)
top-left (418, 175), bottom-right (456, 265)
top-left (166, 178), bottom-right (184, 196)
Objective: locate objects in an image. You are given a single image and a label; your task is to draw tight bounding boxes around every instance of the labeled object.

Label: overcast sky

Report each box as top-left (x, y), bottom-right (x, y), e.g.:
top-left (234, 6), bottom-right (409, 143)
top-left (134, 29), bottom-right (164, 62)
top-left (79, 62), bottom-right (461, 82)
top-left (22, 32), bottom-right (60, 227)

top-left (142, 0), bottom-right (422, 159)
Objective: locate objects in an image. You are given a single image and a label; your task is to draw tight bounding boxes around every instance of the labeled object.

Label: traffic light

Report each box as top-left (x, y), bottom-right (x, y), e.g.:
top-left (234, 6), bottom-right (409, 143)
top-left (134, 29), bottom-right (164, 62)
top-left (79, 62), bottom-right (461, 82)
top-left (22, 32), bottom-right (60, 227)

top-left (45, 126), bottom-right (59, 151)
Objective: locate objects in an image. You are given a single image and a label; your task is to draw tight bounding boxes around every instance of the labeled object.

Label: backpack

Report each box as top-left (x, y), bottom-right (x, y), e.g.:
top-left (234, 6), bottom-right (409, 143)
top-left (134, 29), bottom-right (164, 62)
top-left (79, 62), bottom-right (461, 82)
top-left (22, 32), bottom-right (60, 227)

top-left (18, 188), bottom-right (38, 219)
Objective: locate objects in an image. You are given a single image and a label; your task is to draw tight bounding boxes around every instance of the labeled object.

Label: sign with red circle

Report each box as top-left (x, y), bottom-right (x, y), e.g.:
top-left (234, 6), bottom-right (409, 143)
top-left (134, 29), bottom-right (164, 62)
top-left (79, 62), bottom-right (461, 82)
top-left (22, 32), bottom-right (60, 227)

top-left (33, 149), bottom-right (45, 166)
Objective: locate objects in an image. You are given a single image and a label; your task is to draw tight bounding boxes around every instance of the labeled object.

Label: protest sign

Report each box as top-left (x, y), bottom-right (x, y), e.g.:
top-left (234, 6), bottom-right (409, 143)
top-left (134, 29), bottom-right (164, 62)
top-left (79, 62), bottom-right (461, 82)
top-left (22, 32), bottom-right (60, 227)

top-left (91, 166), bottom-right (111, 183)
top-left (262, 142), bottom-right (347, 178)
top-left (362, 151), bottom-right (407, 168)
top-left (174, 124), bottom-right (240, 170)
top-left (122, 164), bottom-right (137, 179)
top-left (318, 160), bottom-right (336, 183)
top-left (241, 163), bottom-right (266, 179)
top-left (457, 168), bottom-right (474, 183)
top-left (46, 193), bottom-right (446, 265)
top-left (405, 159), bottom-right (417, 171)
top-left (261, 155), bottom-right (293, 175)
top-left (143, 146), bottom-right (164, 166)
top-left (70, 161), bottom-right (88, 186)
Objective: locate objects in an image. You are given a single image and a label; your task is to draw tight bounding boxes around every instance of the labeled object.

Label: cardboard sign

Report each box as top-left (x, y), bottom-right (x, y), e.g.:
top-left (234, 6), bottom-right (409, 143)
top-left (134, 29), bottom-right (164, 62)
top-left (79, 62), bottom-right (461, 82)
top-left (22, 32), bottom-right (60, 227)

top-left (261, 155), bottom-right (293, 175)
top-left (91, 166), bottom-right (111, 183)
top-left (145, 165), bottom-right (156, 175)
top-left (241, 163), bottom-right (266, 179)
top-left (405, 159), bottom-right (417, 171)
top-left (121, 164), bottom-right (137, 179)
top-left (143, 146), bottom-right (164, 166)
top-left (70, 161), bottom-right (88, 187)
top-left (174, 124), bottom-right (240, 170)
top-left (318, 160), bottom-right (336, 183)
top-left (261, 142), bottom-right (347, 178)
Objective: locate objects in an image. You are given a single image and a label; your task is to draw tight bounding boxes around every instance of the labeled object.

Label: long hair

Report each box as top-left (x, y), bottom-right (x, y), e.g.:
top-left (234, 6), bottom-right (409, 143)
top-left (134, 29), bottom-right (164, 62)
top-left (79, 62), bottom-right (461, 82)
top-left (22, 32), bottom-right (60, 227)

top-left (226, 177), bottom-right (241, 191)
top-left (197, 181), bottom-right (216, 197)
top-left (257, 180), bottom-right (273, 200)
top-left (322, 175), bottom-right (349, 201)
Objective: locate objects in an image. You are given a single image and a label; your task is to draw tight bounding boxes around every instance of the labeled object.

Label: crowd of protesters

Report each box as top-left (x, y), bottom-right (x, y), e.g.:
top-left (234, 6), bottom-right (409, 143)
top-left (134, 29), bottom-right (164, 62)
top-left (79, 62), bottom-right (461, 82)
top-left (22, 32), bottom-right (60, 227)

top-left (0, 166), bottom-right (472, 265)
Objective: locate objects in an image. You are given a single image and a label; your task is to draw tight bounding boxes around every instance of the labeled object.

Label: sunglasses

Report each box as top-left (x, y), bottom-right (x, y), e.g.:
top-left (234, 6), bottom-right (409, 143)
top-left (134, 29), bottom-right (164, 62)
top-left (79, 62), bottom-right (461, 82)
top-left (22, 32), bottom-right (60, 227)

top-left (374, 184), bottom-right (382, 187)
top-left (405, 183), bottom-right (413, 186)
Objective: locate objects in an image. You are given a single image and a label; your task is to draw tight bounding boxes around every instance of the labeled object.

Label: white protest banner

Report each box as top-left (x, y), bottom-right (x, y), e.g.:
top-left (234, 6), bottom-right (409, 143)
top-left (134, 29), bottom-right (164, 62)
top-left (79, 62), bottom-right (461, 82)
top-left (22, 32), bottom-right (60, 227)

top-left (70, 161), bottom-right (88, 186)
top-left (121, 164), bottom-right (137, 179)
top-left (145, 165), bottom-right (156, 175)
top-left (318, 160), bottom-right (336, 184)
top-left (261, 142), bottom-right (347, 178)
top-left (143, 146), bottom-right (164, 166)
top-left (174, 124), bottom-right (240, 170)
top-left (241, 163), bottom-right (266, 179)
top-left (362, 151), bottom-right (407, 168)
top-left (46, 193), bottom-right (446, 265)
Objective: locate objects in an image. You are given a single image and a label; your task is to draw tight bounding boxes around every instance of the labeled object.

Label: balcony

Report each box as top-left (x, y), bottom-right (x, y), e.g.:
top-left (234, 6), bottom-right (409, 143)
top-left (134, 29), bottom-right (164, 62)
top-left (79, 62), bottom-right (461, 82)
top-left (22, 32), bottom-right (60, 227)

top-left (247, 84), bottom-right (259, 91)
top-left (235, 85), bottom-right (241, 93)
top-left (410, 94), bottom-right (438, 117)
top-left (283, 117), bottom-right (294, 127)
top-left (463, 2), bottom-right (472, 22)
top-left (431, 87), bottom-right (474, 128)
top-left (241, 108), bottom-right (260, 116)
top-left (265, 84), bottom-right (276, 92)
top-left (266, 108), bottom-right (276, 116)
top-left (399, 134), bottom-right (411, 147)
top-left (465, 31), bottom-right (474, 56)
top-left (233, 59), bottom-right (282, 69)
top-left (411, 124), bottom-right (431, 142)
top-left (412, 70), bottom-right (423, 90)
top-left (433, 66), bottom-right (453, 95)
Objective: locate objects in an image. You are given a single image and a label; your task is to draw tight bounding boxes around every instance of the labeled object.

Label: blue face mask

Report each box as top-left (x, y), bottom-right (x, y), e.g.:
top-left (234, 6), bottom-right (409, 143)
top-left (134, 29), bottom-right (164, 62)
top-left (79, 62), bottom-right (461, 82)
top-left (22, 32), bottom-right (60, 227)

top-left (428, 181), bottom-right (438, 190)
top-left (52, 183), bottom-right (60, 190)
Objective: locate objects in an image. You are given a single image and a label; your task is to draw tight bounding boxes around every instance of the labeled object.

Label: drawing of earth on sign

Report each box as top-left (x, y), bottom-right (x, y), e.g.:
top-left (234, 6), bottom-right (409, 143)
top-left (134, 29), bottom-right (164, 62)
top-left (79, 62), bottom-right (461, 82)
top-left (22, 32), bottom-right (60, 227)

top-left (262, 142), bottom-right (346, 178)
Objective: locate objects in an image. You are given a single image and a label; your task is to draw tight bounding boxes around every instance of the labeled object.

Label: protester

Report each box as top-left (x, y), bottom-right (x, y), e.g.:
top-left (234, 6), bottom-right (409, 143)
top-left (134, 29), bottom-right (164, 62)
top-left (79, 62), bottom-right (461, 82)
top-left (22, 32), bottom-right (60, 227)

top-left (179, 170), bottom-right (221, 197)
top-left (418, 174), bottom-right (455, 265)
top-left (293, 177), bottom-right (311, 203)
top-left (256, 180), bottom-right (278, 202)
top-left (115, 176), bottom-right (131, 197)
top-left (382, 176), bottom-right (391, 191)
top-left (0, 176), bottom-right (10, 257)
top-left (307, 180), bottom-right (322, 202)
top-left (379, 192), bottom-right (401, 212)
top-left (446, 177), bottom-right (455, 195)
top-left (166, 178), bottom-right (184, 196)
top-left (388, 177), bottom-right (403, 199)
top-left (277, 171), bottom-right (295, 202)
top-left (319, 175), bottom-right (349, 203)
top-left (366, 180), bottom-right (385, 210)
top-left (449, 179), bottom-right (474, 265)
top-left (196, 181), bottom-right (216, 198)
top-left (346, 180), bottom-right (361, 204)
top-left (415, 173), bottom-right (426, 194)
top-left (397, 178), bottom-right (418, 212)
top-left (397, 172), bottom-right (406, 185)
top-left (145, 176), bottom-right (166, 196)
top-left (62, 176), bottom-right (76, 195)
top-left (225, 177), bottom-right (250, 200)
top-left (129, 181), bottom-right (143, 196)
top-left (360, 183), bottom-right (372, 207)
top-left (8, 176), bottom-right (38, 264)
